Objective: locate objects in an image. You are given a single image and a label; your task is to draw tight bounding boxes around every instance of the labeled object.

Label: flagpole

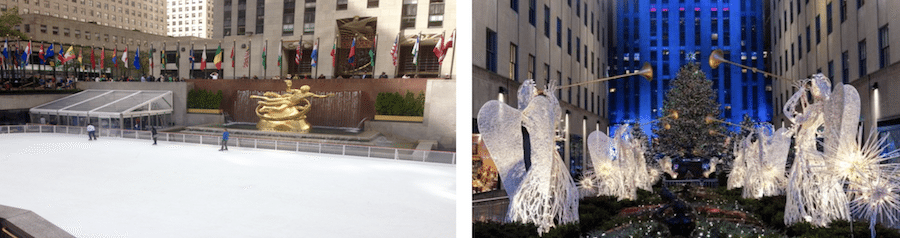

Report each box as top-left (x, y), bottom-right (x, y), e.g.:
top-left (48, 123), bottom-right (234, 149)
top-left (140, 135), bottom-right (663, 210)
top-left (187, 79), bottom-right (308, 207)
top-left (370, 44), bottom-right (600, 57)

top-left (279, 38), bottom-right (283, 80)
top-left (371, 32), bottom-right (376, 78)
top-left (264, 39), bottom-right (267, 80)
top-left (232, 40), bottom-right (235, 79)
top-left (297, 35), bottom-right (302, 78)
top-left (448, 29), bottom-right (456, 79)
top-left (249, 39), bottom-right (252, 79)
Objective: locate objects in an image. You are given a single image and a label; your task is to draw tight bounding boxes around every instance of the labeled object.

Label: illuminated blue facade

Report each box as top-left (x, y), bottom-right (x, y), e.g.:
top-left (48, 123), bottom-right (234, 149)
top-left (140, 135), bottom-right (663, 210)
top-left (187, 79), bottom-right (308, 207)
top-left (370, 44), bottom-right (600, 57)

top-left (609, 0), bottom-right (771, 134)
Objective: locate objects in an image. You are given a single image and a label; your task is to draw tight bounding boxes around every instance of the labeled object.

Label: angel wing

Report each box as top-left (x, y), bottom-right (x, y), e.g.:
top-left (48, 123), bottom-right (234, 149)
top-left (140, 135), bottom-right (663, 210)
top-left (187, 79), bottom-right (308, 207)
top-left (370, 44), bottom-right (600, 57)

top-left (477, 100), bottom-right (527, 196)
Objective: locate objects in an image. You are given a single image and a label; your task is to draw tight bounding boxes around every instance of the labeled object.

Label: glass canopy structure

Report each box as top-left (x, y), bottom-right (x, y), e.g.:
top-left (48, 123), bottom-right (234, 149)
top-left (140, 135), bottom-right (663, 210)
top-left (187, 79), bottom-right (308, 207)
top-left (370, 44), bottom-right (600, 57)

top-left (30, 90), bottom-right (174, 130)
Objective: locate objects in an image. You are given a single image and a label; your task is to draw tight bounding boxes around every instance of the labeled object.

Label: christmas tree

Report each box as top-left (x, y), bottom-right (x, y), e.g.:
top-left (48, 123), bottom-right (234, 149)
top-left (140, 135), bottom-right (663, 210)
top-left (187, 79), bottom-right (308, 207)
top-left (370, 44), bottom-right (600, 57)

top-left (652, 63), bottom-right (727, 159)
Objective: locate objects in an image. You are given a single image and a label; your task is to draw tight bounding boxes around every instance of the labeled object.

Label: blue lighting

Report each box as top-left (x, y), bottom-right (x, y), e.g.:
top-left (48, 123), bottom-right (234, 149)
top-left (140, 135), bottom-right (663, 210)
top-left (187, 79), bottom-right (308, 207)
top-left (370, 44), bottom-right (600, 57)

top-left (609, 0), bottom-right (772, 136)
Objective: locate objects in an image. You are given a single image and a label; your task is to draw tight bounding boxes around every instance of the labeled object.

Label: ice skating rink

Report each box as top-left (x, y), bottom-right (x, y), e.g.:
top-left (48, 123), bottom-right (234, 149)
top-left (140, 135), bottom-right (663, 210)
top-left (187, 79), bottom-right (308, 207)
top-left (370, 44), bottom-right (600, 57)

top-left (0, 133), bottom-right (455, 237)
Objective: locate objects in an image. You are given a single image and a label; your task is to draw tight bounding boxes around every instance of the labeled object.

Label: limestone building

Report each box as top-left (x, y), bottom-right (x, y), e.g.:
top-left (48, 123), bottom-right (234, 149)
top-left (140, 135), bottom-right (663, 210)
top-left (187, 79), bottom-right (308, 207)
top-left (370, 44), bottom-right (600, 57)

top-left (473, 0), bottom-right (614, 175)
top-left (197, 0), bottom-right (456, 79)
top-left (167, 0), bottom-right (214, 38)
top-left (769, 0), bottom-right (900, 146)
top-left (1, 0), bottom-right (167, 35)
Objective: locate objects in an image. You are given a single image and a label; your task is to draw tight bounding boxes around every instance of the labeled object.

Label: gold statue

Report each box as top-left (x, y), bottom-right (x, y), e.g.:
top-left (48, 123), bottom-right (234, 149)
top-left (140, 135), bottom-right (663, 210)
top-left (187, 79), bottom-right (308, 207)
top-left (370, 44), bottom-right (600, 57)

top-left (250, 80), bottom-right (333, 132)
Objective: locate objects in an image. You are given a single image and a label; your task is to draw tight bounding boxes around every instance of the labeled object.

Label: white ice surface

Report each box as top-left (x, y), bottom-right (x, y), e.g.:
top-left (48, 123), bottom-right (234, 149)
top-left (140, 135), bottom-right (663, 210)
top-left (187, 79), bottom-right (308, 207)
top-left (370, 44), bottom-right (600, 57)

top-left (0, 133), bottom-right (455, 238)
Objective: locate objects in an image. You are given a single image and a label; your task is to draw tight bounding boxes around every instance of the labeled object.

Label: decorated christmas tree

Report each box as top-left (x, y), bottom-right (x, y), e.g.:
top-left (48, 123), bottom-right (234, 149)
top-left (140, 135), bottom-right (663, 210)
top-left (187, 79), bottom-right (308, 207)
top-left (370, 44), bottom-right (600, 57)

top-left (652, 63), bottom-right (727, 159)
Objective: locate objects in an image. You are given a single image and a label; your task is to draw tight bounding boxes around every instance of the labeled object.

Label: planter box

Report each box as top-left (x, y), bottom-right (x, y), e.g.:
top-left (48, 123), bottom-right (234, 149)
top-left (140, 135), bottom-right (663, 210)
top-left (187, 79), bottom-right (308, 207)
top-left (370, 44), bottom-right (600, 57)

top-left (374, 115), bottom-right (424, 122)
top-left (187, 108), bottom-right (223, 114)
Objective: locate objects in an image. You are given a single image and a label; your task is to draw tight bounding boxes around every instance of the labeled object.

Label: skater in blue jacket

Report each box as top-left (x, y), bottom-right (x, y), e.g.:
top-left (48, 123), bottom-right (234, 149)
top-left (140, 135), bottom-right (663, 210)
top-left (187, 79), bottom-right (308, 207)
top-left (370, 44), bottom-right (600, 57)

top-left (220, 129), bottom-right (229, 151)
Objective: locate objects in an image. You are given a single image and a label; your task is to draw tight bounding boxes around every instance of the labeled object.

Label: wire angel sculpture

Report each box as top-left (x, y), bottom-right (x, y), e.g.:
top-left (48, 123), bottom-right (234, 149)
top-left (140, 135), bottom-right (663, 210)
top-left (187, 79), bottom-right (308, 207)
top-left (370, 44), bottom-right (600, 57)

top-left (476, 79), bottom-right (579, 235)
top-left (583, 126), bottom-right (659, 200)
top-left (729, 124), bottom-right (790, 199)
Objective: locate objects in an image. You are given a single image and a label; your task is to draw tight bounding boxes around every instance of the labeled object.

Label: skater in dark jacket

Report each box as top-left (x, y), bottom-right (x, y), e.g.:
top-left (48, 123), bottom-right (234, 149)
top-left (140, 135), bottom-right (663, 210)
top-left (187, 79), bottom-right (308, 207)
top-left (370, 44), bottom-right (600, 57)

top-left (151, 127), bottom-right (158, 145)
top-left (220, 129), bottom-right (229, 151)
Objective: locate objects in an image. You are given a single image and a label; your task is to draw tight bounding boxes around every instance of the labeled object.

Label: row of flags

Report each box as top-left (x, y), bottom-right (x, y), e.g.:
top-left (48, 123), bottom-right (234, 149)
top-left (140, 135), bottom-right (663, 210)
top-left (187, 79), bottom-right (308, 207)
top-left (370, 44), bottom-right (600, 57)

top-left (0, 30), bottom-right (457, 72)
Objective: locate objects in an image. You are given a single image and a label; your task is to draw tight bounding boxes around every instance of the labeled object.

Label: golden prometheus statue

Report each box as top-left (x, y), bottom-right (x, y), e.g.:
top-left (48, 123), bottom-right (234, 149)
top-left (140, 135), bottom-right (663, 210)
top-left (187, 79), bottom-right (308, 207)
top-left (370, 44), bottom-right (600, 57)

top-left (250, 80), bottom-right (333, 132)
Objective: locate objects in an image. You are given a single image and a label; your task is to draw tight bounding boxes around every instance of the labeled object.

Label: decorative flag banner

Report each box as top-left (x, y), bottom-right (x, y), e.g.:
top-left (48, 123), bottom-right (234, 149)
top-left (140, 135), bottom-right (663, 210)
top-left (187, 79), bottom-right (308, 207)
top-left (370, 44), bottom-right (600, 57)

top-left (39, 43), bottom-right (45, 65)
top-left (214, 44), bottom-right (223, 70)
top-left (433, 33), bottom-right (444, 63)
top-left (62, 45), bottom-right (77, 64)
top-left (189, 44), bottom-right (195, 70)
top-left (112, 45), bottom-right (118, 68)
top-left (262, 41), bottom-right (267, 70)
top-left (161, 44), bottom-right (166, 69)
top-left (439, 29), bottom-right (455, 64)
top-left (243, 45), bottom-right (250, 68)
top-left (295, 44), bottom-right (301, 65)
top-left (45, 44), bottom-right (55, 66)
top-left (277, 42), bottom-right (283, 70)
top-left (230, 44), bottom-right (235, 68)
top-left (368, 35), bottom-right (376, 68)
top-left (310, 39), bottom-right (318, 67)
top-left (57, 45), bottom-right (65, 63)
top-left (121, 46), bottom-right (128, 68)
top-left (149, 45), bottom-right (153, 71)
top-left (348, 37), bottom-right (356, 67)
top-left (90, 47), bottom-right (96, 69)
top-left (133, 46), bottom-right (141, 69)
top-left (200, 44), bottom-right (207, 70)
top-left (100, 47), bottom-right (105, 69)
top-left (21, 41), bottom-right (31, 67)
top-left (77, 47), bottom-right (83, 66)
top-left (2, 40), bottom-right (8, 65)
top-left (411, 34), bottom-right (420, 65)
top-left (330, 37), bottom-right (337, 68)
top-left (390, 35), bottom-right (399, 66)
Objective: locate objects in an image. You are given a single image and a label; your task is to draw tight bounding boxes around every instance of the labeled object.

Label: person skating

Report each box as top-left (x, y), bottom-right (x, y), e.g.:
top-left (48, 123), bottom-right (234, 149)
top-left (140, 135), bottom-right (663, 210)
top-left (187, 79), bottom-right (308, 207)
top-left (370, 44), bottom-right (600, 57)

top-left (151, 127), bottom-right (158, 145)
top-left (220, 129), bottom-right (229, 151)
top-left (86, 124), bottom-right (97, 140)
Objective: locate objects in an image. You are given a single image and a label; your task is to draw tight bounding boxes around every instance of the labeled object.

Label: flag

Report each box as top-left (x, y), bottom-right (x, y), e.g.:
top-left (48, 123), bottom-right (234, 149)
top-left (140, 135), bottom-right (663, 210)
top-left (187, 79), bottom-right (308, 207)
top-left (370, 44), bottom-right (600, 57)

top-left (439, 30), bottom-right (455, 64)
top-left (112, 46), bottom-right (118, 68)
top-left (133, 46), bottom-right (141, 69)
top-left (200, 44), bottom-right (207, 70)
top-left (230, 44), bottom-right (235, 68)
top-left (3, 40), bottom-right (9, 64)
top-left (121, 46), bottom-right (128, 68)
top-left (161, 44), bottom-right (166, 69)
top-left (330, 38), bottom-right (336, 68)
top-left (90, 47), bottom-right (96, 69)
top-left (348, 38), bottom-right (357, 67)
top-left (61, 46), bottom-right (77, 64)
top-left (412, 34), bottom-right (420, 65)
top-left (277, 42), bottom-right (283, 70)
top-left (311, 39), bottom-right (318, 67)
top-left (100, 47), bottom-right (105, 69)
top-left (368, 35), bottom-right (377, 68)
top-left (21, 41), bottom-right (31, 67)
top-left (433, 33), bottom-right (444, 63)
top-left (77, 47), bottom-right (83, 65)
top-left (46, 44), bottom-right (55, 66)
top-left (262, 41), bottom-right (267, 70)
top-left (214, 44), bottom-right (223, 70)
top-left (295, 43), bottom-right (301, 65)
top-left (189, 44), bottom-right (194, 70)
top-left (390, 35), bottom-right (399, 66)
top-left (149, 45), bottom-right (153, 71)
top-left (39, 43), bottom-right (45, 65)
top-left (243, 45), bottom-right (250, 68)
top-left (57, 45), bottom-right (65, 62)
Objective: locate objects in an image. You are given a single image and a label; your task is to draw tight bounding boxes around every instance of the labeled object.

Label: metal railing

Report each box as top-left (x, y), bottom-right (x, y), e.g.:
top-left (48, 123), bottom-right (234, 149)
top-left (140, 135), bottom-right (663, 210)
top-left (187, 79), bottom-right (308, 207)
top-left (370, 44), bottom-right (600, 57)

top-left (1, 125), bottom-right (456, 164)
top-left (662, 178), bottom-right (719, 187)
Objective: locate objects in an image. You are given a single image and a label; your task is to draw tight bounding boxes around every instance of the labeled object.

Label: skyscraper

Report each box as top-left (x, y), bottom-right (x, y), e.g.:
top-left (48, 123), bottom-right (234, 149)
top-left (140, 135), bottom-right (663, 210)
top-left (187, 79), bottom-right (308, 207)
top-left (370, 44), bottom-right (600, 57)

top-left (609, 0), bottom-right (769, 135)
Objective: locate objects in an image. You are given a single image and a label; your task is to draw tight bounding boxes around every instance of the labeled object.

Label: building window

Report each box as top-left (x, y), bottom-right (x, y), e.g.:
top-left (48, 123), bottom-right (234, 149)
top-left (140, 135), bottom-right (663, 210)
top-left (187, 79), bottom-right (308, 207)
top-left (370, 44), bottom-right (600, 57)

top-left (40, 24), bottom-right (46, 33)
top-left (826, 2), bottom-right (833, 34)
top-left (367, 0), bottom-right (378, 8)
top-left (304, 3), bottom-right (315, 34)
top-left (859, 39), bottom-right (867, 77)
top-left (575, 0), bottom-right (580, 17)
top-left (841, 0), bottom-right (847, 22)
top-left (63, 28), bottom-right (70, 37)
top-left (798, 35), bottom-right (802, 59)
top-left (576, 37), bottom-right (580, 62)
top-left (282, 0), bottom-right (295, 36)
top-left (402, 1), bottom-right (416, 29)
top-left (815, 15), bottom-right (821, 44)
top-left (543, 5), bottom-right (549, 37)
top-left (556, 18), bottom-right (561, 46)
top-left (528, 0), bottom-right (535, 26)
top-left (842, 50), bottom-right (850, 83)
top-left (567, 28), bottom-right (571, 55)
top-left (336, 0), bottom-right (347, 10)
top-left (857, 0), bottom-right (864, 9)
top-left (880, 25), bottom-right (889, 68)
top-left (52, 26), bottom-right (59, 35)
top-left (510, 43), bottom-right (518, 81)
top-left (806, 26), bottom-right (811, 53)
top-left (511, 0), bottom-right (518, 12)
top-left (486, 29), bottom-right (497, 73)
top-left (429, 0), bottom-right (444, 27)
top-left (527, 54), bottom-right (534, 80)
top-left (828, 60), bottom-right (834, 79)
top-left (74, 30), bottom-right (80, 38)
top-left (255, 0), bottom-right (265, 34)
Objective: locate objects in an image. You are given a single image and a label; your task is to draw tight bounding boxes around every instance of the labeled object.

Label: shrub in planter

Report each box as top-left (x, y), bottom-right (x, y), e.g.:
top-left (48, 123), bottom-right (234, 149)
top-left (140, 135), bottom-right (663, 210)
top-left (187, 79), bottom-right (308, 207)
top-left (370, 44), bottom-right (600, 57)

top-left (375, 90), bottom-right (425, 116)
top-left (187, 89), bottom-right (223, 109)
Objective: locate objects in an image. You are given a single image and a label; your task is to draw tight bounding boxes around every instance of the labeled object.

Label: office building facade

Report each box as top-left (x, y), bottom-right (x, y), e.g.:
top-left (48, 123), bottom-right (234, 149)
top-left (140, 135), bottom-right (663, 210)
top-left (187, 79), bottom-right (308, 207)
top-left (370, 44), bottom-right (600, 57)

top-left (167, 0), bottom-right (214, 38)
top-left (1, 0), bottom-right (167, 35)
top-left (609, 0), bottom-right (770, 135)
top-left (473, 0), bottom-right (614, 175)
